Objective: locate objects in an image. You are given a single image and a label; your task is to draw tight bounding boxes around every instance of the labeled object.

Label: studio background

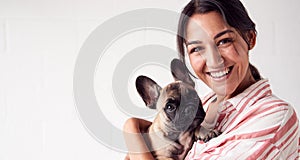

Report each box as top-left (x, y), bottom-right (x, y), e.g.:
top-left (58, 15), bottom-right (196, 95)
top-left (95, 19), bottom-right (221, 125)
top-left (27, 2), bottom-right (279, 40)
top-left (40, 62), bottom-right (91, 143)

top-left (0, 0), bottom-right (299, 159)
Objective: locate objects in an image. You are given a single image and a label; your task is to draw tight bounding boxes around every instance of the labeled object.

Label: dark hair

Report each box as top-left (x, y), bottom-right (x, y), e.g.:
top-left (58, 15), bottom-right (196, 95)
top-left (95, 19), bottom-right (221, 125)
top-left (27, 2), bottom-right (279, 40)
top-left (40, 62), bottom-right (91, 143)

top-left (177, 0), bottom-right (261, 81)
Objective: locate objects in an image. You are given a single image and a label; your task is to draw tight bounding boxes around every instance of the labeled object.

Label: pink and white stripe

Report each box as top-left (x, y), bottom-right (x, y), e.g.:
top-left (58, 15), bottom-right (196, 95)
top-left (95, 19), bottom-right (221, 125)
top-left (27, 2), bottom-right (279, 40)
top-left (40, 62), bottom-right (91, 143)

top-left (185, 80), bottom-right (300, 159)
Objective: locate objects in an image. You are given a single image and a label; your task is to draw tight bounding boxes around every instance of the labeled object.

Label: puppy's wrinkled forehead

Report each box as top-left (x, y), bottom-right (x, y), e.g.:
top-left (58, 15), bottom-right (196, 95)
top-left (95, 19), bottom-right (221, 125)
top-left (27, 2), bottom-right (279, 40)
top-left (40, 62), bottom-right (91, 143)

top-left (165, 81), bottom-right (181, 94)
top-left (162, 81), bottom-right (194, 100)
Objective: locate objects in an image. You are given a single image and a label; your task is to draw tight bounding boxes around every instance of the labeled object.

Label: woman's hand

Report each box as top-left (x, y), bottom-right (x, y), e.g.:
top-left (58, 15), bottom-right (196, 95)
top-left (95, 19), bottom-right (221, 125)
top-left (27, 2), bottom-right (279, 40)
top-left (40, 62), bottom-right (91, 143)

top-left (123, 118), bottom-right (155, 160)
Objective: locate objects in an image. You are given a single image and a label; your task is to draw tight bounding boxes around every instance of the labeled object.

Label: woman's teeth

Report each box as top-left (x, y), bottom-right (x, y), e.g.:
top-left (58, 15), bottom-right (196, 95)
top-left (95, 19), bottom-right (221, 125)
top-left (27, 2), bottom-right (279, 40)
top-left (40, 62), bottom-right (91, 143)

top-left (209, 67), bottom-right (231, 78)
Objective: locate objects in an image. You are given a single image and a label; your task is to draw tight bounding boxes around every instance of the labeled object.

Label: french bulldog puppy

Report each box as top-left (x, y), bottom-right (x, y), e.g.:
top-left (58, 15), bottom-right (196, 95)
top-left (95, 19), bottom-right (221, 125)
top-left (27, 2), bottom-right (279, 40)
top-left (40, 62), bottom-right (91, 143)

top-left (134, 59), bottom-right (205, 159)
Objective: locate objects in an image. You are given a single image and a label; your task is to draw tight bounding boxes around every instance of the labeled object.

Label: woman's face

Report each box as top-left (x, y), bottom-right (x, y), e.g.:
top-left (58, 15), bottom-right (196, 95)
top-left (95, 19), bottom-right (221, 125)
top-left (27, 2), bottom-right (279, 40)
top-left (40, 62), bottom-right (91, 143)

top-left (185, 11), bottom-right (255, 98)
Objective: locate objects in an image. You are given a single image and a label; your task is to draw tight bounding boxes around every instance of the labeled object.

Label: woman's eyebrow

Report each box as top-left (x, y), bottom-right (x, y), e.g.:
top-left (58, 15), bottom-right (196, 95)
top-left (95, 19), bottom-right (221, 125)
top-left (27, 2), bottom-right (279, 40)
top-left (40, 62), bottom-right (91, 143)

top-left (186, 40), bottom-right (203, 46)
top-left (186, 30), bottom-right (234, 46)
top-left (214, 29), bottom-right (234, 39)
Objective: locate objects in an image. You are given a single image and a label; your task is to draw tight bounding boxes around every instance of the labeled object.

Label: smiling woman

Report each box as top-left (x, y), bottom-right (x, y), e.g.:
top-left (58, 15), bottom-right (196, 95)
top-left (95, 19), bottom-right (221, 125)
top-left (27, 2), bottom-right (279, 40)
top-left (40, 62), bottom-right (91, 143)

top-left (183, 11), bottom-right (257, 99)
top-left (123, 0), bottom-right (300, 159)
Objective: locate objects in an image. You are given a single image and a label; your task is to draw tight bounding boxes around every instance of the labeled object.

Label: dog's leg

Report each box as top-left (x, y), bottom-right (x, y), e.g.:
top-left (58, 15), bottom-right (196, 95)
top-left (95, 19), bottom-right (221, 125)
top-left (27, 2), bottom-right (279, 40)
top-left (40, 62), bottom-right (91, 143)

top-left (197, 129), bottom-right (222, 143)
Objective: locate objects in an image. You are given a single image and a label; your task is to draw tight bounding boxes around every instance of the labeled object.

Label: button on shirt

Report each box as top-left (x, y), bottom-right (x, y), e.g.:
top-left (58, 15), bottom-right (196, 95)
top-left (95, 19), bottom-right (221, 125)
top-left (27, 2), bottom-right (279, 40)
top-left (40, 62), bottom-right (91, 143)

top-left (185, 79), bottom-right (300, 159)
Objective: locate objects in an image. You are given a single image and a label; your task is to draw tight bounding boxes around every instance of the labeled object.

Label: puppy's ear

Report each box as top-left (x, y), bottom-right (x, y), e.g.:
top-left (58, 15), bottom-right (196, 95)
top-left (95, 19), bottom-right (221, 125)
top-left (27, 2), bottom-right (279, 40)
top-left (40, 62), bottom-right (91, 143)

top-left (135, 76), bottom-right (162, 109)
top-left (171, 59), bottom-right (195, 88)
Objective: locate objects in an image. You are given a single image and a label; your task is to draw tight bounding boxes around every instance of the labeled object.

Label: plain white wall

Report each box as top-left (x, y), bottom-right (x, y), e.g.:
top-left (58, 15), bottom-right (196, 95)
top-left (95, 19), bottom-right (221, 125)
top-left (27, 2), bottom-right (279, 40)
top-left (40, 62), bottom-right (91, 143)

top-left (0, 0), bottom-right (300, 159)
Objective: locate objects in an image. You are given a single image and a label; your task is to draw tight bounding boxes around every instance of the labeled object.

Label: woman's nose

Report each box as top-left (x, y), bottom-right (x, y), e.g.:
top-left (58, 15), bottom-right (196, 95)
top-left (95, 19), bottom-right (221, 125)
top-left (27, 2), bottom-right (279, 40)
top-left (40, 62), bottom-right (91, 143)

top-left (204, 44), bottom-right (224, 68)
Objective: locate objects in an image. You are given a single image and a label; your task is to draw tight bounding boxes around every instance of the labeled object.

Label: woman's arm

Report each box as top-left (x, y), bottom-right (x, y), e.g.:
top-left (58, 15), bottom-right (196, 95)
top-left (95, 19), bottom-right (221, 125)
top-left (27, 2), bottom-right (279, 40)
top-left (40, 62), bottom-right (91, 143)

top-left (123, 117), bottom-right (155, 160)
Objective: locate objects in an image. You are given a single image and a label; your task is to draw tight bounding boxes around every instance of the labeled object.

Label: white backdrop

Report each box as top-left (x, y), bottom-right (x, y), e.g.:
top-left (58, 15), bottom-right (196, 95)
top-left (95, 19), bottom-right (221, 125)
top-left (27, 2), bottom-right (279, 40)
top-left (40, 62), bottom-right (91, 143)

top-left (0, 0), bottom-right (300, 159)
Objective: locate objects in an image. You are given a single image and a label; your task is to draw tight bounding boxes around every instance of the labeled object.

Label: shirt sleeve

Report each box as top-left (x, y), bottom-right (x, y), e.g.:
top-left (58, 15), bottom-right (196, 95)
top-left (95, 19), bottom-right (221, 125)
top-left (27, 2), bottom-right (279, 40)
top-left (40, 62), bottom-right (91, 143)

top-left (185, 103), bottom-right (300, 160)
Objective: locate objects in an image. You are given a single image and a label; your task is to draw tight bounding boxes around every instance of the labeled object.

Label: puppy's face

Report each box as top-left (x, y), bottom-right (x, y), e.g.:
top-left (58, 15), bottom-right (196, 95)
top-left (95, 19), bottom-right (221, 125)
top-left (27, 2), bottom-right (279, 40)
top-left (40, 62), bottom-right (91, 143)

top-left (156, 81), bottom-right (204, 132)
top-left (136, 59), bottom-right (205, 136)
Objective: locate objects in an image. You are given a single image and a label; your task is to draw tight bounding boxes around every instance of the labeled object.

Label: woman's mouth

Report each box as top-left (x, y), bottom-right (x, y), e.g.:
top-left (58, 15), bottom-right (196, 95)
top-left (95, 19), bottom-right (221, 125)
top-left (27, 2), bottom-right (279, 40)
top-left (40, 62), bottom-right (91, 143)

top-left (206, 66), bottom-right (234, 80)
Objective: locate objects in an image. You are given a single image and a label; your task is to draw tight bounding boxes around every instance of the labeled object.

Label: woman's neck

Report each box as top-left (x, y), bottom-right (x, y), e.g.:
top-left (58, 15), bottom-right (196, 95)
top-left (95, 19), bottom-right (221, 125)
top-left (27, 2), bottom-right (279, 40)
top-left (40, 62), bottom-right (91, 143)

top-left (217, 68), bottom-right (257, 102)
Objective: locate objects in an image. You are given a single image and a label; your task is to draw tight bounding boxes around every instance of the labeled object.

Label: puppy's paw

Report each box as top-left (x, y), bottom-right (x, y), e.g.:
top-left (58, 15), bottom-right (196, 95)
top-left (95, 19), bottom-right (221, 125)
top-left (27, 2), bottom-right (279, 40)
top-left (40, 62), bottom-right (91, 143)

top-left (197, 129), bottom-right (222, 143)
top-left (166, 141), bottom-right (184, 156)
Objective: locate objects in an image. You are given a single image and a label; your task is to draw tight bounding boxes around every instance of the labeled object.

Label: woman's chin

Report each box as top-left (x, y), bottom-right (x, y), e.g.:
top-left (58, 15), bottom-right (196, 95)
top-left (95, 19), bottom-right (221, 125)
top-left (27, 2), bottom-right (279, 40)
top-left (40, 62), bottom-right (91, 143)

top-left (211, 83), bottom-right (232, 98)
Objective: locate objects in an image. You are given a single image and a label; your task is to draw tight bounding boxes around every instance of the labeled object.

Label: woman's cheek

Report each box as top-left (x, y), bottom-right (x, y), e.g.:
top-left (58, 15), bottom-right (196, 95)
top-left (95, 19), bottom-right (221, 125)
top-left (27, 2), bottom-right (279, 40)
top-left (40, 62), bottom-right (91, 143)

top-left (189, 55), bottom-right (205, 76)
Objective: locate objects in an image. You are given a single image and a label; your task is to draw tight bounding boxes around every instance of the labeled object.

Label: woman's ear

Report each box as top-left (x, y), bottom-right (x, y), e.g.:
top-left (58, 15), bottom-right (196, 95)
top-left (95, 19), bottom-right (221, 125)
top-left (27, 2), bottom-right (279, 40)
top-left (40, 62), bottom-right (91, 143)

top-left (247, 30), bottom-right (256, 50)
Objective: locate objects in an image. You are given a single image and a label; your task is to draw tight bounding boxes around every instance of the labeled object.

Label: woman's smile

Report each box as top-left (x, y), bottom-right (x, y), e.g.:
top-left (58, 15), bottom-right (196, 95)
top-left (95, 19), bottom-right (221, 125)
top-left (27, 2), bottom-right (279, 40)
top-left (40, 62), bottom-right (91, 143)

top-left (206, 65), bottom-right (233, 80)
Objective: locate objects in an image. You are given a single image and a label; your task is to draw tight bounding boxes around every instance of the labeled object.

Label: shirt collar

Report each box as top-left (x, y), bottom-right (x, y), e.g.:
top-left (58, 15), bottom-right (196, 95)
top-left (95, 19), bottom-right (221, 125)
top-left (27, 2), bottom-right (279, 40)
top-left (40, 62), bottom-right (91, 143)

top-left (226, 79), bottom-right (272, 111)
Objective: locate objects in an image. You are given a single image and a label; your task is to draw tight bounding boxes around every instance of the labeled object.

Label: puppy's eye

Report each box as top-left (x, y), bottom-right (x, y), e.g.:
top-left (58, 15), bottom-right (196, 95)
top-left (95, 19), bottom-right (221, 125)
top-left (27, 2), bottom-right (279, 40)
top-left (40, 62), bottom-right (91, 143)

top-left (165, 103), bottom-right (176, 112)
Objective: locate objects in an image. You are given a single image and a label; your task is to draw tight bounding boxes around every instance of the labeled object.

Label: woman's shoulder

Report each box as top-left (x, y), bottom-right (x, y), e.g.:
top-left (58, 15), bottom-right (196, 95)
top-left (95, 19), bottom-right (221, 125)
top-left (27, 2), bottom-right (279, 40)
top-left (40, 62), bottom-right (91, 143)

top-left (254, 93), bottom-right (293, 112)
top-left (224, 93), bottom-right (298, 137)
top-left (236, 79), bottom-right (294, 114)
top-left (246, 93), bottom-right (298, 128)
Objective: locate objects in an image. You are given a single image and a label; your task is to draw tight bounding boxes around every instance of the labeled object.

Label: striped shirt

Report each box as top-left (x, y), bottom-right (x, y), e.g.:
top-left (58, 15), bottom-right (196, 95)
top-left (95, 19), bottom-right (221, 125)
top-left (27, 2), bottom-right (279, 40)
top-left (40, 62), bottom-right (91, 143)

top-left (185, 79), bottom-right (300, 160)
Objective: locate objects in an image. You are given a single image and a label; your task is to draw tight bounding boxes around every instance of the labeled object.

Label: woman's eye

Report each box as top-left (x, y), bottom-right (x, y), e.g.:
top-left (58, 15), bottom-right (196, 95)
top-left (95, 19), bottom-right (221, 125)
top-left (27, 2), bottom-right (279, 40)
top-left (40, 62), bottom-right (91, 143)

top-left (190, 46), bottom-right (204, 54)
top-left (217, 38), bottom-right (233, 47)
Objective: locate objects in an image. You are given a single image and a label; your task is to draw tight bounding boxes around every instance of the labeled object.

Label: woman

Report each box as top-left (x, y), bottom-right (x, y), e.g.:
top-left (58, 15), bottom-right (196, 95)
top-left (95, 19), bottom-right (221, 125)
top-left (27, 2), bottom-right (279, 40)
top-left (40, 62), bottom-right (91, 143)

top-left (124, 0), bottom-right (300, 159)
